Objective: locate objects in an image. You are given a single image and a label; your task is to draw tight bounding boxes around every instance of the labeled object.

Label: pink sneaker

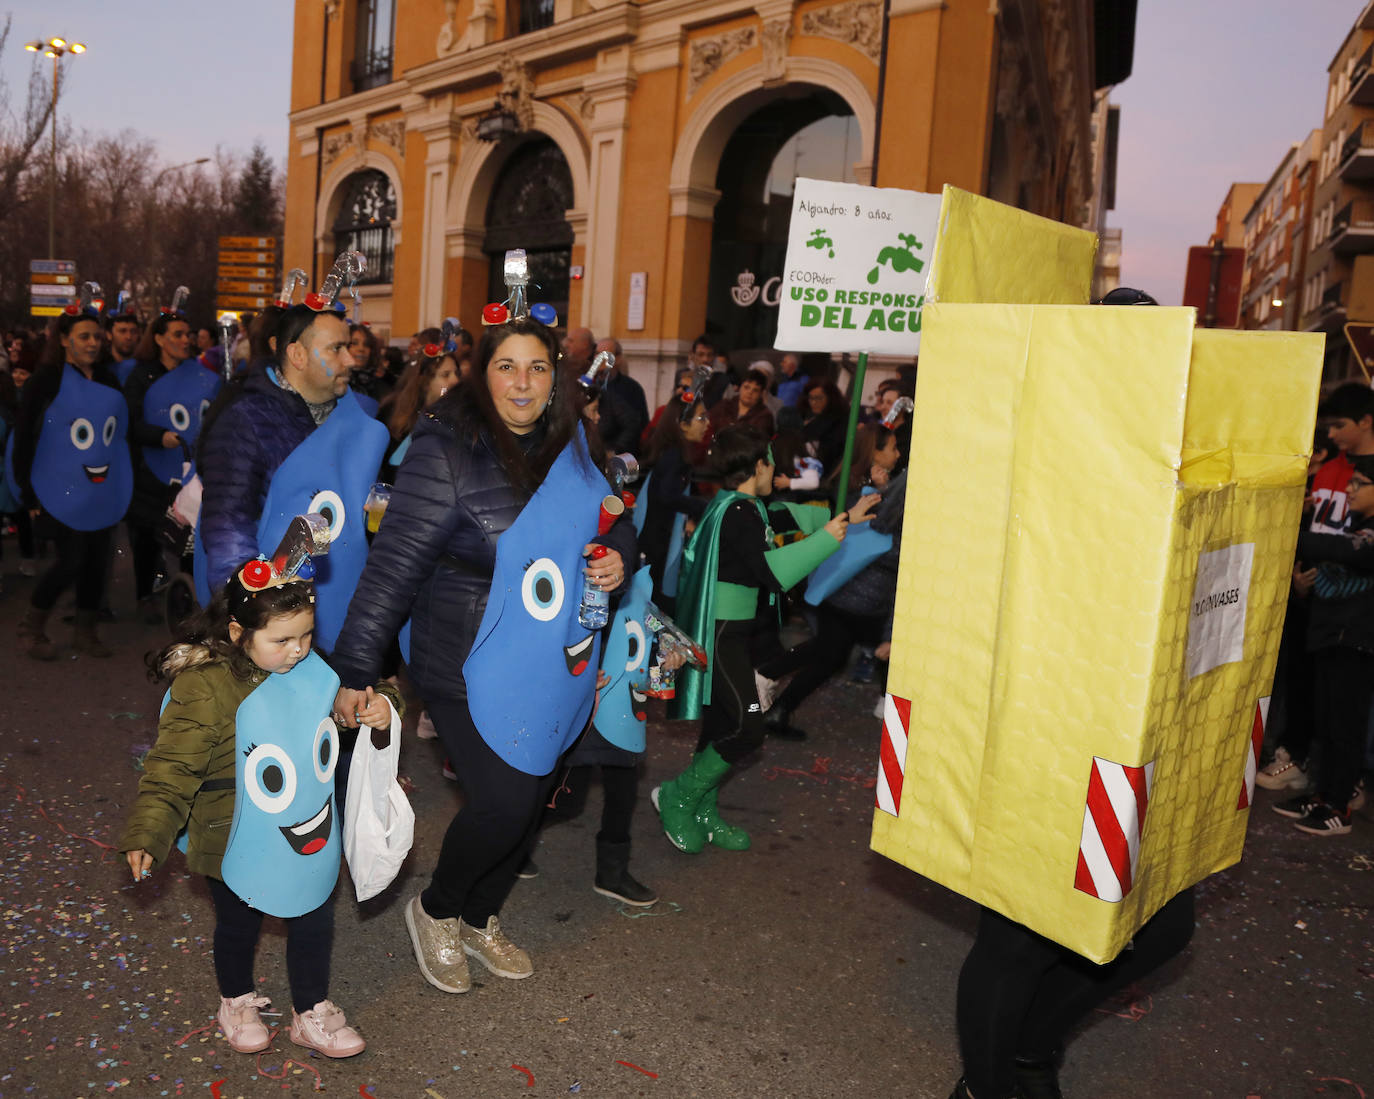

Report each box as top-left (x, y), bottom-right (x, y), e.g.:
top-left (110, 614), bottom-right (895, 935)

top-left (218, 992), bottom-right (272, 1053)
top-left (289, 999), bottom-right (365, 1058)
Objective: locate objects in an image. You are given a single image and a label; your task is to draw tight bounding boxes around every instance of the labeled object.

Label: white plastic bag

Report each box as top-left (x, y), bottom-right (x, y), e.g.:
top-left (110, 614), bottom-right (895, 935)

top-left (342, 699), bottom-right (414, 901)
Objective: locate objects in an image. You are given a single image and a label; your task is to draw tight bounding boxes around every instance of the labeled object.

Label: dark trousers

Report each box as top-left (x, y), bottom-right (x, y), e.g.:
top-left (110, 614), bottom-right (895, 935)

top-left (128, 518), bottom-right (164, 602)
top-left (1269, 595), bottom-right (1315, 761)
top-left (956, 890), bottom-right (1194, 1098)
top-left (31, 521), bottom-right (112, 613)
top-left (422, 697), bottom-right (559, 925)
top-left (206, 875), bottom-right (334, 1014)
top-left (0, 509), bottom-right (35, 560)
top-left (543, 763), bottom-right (639, 844)
top-left (1311, 647), bottom-right (1374, 807)
top-left (697, 620), bottom-right (766, 765)
top-left (761, 603), bottom-right (884, 713)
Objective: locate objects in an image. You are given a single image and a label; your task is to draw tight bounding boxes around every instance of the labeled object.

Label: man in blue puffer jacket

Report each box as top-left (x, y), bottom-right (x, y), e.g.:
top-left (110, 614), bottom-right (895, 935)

top-left (198, 307), bottom-right (356, 592)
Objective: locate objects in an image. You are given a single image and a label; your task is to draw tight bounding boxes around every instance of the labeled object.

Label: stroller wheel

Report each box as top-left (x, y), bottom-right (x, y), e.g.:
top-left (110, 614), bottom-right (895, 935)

top-left (165, 574), bottom-right (198, 632)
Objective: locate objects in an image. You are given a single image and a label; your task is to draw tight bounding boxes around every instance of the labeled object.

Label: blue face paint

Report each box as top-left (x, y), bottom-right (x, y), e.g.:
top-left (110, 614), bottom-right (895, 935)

top-left (30, 366), bottom-right (133, 530)
top-left (142, 361), bottom-right (223, 485)
top-left (463, 427), bottom-right (609, 775)
top-left (254, 391), bottom-right (389, 651)
top-left (312, 347), bottom-right (334, 378)
top-left (593, 564), bottom-right (654, 752)
top-left (220, 652), bottom-right (342, 918)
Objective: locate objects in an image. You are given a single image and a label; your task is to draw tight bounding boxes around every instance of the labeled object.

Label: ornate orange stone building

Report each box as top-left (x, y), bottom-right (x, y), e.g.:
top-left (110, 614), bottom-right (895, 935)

top-left (284, 0), bottom-right (1133, 389)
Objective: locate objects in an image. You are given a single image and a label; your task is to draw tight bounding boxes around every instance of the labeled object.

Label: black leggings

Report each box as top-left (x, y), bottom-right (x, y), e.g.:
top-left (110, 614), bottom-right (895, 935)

top-left (422, 697), bottom-right (559, 925)
top-left (31, 521), bottom-right (112, 613)
top-left (207, 876), bottom-right (334, 1014)
top-left (761, 603), bottom-right (884, 713)
top-left (542, 763), bottom-right (639, 843)
top-left (128, 518), bottom-right (164, 602)
top-left (1311, 647), bottom-right (1374, 806)
top-left (956, 889), bottom-right (1194, 1098)
top-left (697, 620), bottom-right (766, 765)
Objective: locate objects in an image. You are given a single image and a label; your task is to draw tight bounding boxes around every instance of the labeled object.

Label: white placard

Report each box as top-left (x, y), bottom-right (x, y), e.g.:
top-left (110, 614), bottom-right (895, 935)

top-left (627, 271), bottom-right (647, 331)
top-left (1186, 543), bottom-right (1254, 679)
top-left (774, 178), bottom-right (942, 354)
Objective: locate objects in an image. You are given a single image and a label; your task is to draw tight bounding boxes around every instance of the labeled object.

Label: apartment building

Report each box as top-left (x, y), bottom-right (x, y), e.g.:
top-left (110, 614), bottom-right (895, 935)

top-left (1240, 131), bottom-right (1319, 331)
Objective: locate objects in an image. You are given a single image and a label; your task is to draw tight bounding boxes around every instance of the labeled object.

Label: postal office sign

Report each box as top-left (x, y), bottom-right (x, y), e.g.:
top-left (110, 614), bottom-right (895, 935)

top-left (775, 178), bottom-right (941, 355)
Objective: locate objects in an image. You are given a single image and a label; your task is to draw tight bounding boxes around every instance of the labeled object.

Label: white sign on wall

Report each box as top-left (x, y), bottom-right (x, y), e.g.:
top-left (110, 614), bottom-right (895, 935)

top-left (1186, 543), bottom-right (1254, 680)
top-left (627, 271), bottom-right (647, 331)
top-left (774, 178), bottom-right (942, 355)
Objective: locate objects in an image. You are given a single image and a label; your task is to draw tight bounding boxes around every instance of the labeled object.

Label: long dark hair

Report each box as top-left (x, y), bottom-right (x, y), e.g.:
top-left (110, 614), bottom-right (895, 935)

top-left (429, 317), bottom-right (608, 497)
top-left (644, 394), bottom-right (703, 467)
top-left (385, 351), bottom-right (456, 440)
top-left (133, 311), bottom-right (188, 365)
top-left (147, 564), bottom-right (316, 683)
top-left (39, 311), bottom-right (103, 370)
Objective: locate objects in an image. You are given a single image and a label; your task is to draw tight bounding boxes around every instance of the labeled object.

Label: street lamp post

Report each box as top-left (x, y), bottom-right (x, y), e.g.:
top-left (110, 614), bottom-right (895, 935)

top-left (153, 157), bottom-right (211, 187)
top-left (24, 36), bottom-right (86, 260)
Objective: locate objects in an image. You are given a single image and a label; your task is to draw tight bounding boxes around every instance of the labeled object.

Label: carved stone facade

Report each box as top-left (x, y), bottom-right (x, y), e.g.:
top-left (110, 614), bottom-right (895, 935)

top-left (760, 18), bottom-right (794, 83)
top-left (370, 119), bottom-right (406, 157)
top-left (688, 28), bottom-right (757, 95)
top-left (320, 129), bottom-right (355, 170)
top-left (800, 0), bottom-right (882, 63)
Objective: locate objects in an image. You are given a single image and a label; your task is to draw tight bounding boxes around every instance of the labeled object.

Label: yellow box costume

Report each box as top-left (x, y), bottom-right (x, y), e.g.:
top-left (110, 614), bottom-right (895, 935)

top-left (870, 301), bottom-right (1324, 962)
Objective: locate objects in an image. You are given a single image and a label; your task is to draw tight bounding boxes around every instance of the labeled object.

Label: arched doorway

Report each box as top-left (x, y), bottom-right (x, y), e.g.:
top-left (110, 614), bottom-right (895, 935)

top-left (333, 168), bottom-right (398, 284)
top-left (707, 90), bottom-right (857, 356)
top-left (484, 137), bottom-right (574, 321)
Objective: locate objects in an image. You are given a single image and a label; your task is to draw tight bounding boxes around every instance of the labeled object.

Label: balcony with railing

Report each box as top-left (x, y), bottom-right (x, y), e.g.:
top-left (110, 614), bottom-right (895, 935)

top-left (1338, 121), bottom-right (1374, 181)
top-left (1350, 43), bottom-right (1374, 106)
top-left (1330, 198), bottom-right (1374, 253)
top-left (351, 46), bottom-right (393, 92)
top-left (515, 0), bottom-right (556, 34)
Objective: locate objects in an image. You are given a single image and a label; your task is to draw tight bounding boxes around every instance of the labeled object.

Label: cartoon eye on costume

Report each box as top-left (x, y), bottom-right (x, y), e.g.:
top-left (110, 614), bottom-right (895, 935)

top-left (624, 620), bottom-right (645, 672)
top-left (520, 557), bottom-right (564, 621)
top-left (169, 403), bottom-right (191, 432)
top-left (312, 718), bottom-right (338, 782)
top-left (307, 489), bottom-right (346, 541)
top-left (200, 397), bottom-right (212, 420)
top-left (102, 416), bottom-right (118, 445)
top-left (70, 418), bottom-right (95, 450)
top-left (244, 743), bottom-right (298, 813)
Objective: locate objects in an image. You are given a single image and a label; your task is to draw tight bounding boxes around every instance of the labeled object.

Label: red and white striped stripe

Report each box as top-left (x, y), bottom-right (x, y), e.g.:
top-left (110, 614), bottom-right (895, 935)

top-left (875, 693), bottom-right (911, 817)
top-left (1237, 696), bottom-right (1270, 810)
top-left (1074, 756), bottom-right (1155, 903)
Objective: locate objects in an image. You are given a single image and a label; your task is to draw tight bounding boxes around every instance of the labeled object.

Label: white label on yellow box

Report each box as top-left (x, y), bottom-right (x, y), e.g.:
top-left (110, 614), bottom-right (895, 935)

top-left (1186, 543), bottom-right (1254, 679)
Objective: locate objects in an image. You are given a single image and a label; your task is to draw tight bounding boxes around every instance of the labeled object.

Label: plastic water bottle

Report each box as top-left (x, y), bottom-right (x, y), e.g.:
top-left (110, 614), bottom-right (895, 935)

top-left (578, 545), bottom-right (610, 629)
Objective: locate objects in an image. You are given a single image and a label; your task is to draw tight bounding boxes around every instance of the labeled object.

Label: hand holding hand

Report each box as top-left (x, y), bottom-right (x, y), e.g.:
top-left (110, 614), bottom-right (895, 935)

top-left (1292, 565), bottom-right (1317, 597)
top-left (332, 686), bottom-right (368, 728)
top-left (355, 686), bottom-right (391, 728)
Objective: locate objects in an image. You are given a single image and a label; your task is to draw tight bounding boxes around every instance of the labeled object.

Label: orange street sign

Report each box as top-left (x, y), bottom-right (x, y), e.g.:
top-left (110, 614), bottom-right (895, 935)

top-left (217, 280), bottom-right (272, 295)
top-left (217, 294), bottom-right (271, 311)
top-left (30, 304), bottom-right (65, 317)
top-left (1344, 321), bottom-right (1374, 382)
top-left (218, 265), bottom-right (275, 280)
top-left (218, 235), bottom-right (278, 250)
top-left (29, 272), bottom-right (74, 285)
top-left (218, 250), bottom-right (275, 266)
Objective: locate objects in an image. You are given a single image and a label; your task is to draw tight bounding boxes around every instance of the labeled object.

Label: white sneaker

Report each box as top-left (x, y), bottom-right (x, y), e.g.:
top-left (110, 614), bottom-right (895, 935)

top-left (17, 559), bottom-right (37, 578)
top-left (873, 695), bottom-right (886, 719)
top-left (1255, 746), bottom-right (1306, 791)
top-left (754, 672), bottom-right (780, 713)
top-left (218, 992), bottom-right (272, 1053)
top-left (416, 711), bottom-right (438, 740)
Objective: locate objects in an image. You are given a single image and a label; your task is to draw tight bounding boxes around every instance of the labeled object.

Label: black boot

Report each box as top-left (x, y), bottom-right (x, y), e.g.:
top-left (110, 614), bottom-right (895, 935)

top-left (764, 705), bottom-right (806, 741)
top-left (1012, 1053), bottom-right (1063, 1099)
top-left (593, 839), bottom-right (656, 906)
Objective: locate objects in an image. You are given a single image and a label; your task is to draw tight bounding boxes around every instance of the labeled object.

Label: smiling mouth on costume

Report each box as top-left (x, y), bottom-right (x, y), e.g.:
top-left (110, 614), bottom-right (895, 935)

top-left (83, 463), bottom-right (109, 483)
top-left (564, 634), bottom-right (594, 676)
top-left (631, 687), bottom-right (647, 720)
top-left (278, 796), bottom-right (333, 855)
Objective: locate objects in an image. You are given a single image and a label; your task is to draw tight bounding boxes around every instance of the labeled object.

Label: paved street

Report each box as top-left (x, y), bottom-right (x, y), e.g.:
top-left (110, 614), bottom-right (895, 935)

top-left (0, 559), bottom-right (1370, 1098)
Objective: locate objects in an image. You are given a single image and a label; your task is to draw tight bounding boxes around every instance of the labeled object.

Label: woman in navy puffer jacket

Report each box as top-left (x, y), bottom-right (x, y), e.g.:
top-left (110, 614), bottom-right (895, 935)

top-left (329, 317), bottom-right (636, 995)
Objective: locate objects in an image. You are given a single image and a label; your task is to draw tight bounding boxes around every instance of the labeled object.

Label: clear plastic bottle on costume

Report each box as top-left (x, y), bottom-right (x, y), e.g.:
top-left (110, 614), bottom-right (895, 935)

top-left (578, 545), bottom-right (610, 629)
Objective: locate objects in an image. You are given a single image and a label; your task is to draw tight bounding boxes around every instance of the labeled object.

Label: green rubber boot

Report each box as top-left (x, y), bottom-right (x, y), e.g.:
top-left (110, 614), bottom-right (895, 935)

top-left (695, 785), bottom-right (750, 850)
top-left (651, 745), bottom-right (732, 854)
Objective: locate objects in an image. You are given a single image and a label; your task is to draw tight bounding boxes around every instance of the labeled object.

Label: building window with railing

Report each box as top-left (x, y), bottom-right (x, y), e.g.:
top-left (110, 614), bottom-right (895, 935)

top-left (512, 0), bottom-right (555, 35)
top-left (333, 170), bottom-right (396, 284)
top-left (353, 0), bottom-right (395, 92)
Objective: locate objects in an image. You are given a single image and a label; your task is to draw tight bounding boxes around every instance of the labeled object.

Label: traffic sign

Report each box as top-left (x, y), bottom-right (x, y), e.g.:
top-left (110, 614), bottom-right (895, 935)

top-left (1344, 321), bottom-right (1374, 382)
top-left (29, 304), bottom-right (65, 317)
top-left (219, 235), bottom-right (278, 250)
top-left (29, 259), bottom-right (76, 275)
top-left (29, 272), bottom-right (74, 285)
top-left (30, 283), bottom-right (76, 299)
top-left (216, 280), bottom-right (272, 295)
top-left (218, 250), bottom-right (275, 266)
top-left (216, 294), bottom-right (272, 311)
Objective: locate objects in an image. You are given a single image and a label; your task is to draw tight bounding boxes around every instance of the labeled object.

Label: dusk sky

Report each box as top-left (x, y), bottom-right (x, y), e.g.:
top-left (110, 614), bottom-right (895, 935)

top-left (2, 1), bottom-right (1367, 307)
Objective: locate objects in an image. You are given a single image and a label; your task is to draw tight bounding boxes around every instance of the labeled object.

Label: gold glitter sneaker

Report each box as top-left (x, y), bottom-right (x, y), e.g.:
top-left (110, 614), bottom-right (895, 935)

top-left (404, 894), bottom-right (472, 993)
top-left (459, 915), bottom-right (533, 979)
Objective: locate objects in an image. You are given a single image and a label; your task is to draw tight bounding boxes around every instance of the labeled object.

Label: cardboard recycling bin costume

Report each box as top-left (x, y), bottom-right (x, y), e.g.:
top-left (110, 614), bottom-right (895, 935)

top-left (863, 192), bottom-right (1324, 963)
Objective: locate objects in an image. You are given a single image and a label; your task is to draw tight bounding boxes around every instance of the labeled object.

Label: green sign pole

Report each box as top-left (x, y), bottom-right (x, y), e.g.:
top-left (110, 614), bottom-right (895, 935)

top-left (833, 351), bottom-right (868, 515)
